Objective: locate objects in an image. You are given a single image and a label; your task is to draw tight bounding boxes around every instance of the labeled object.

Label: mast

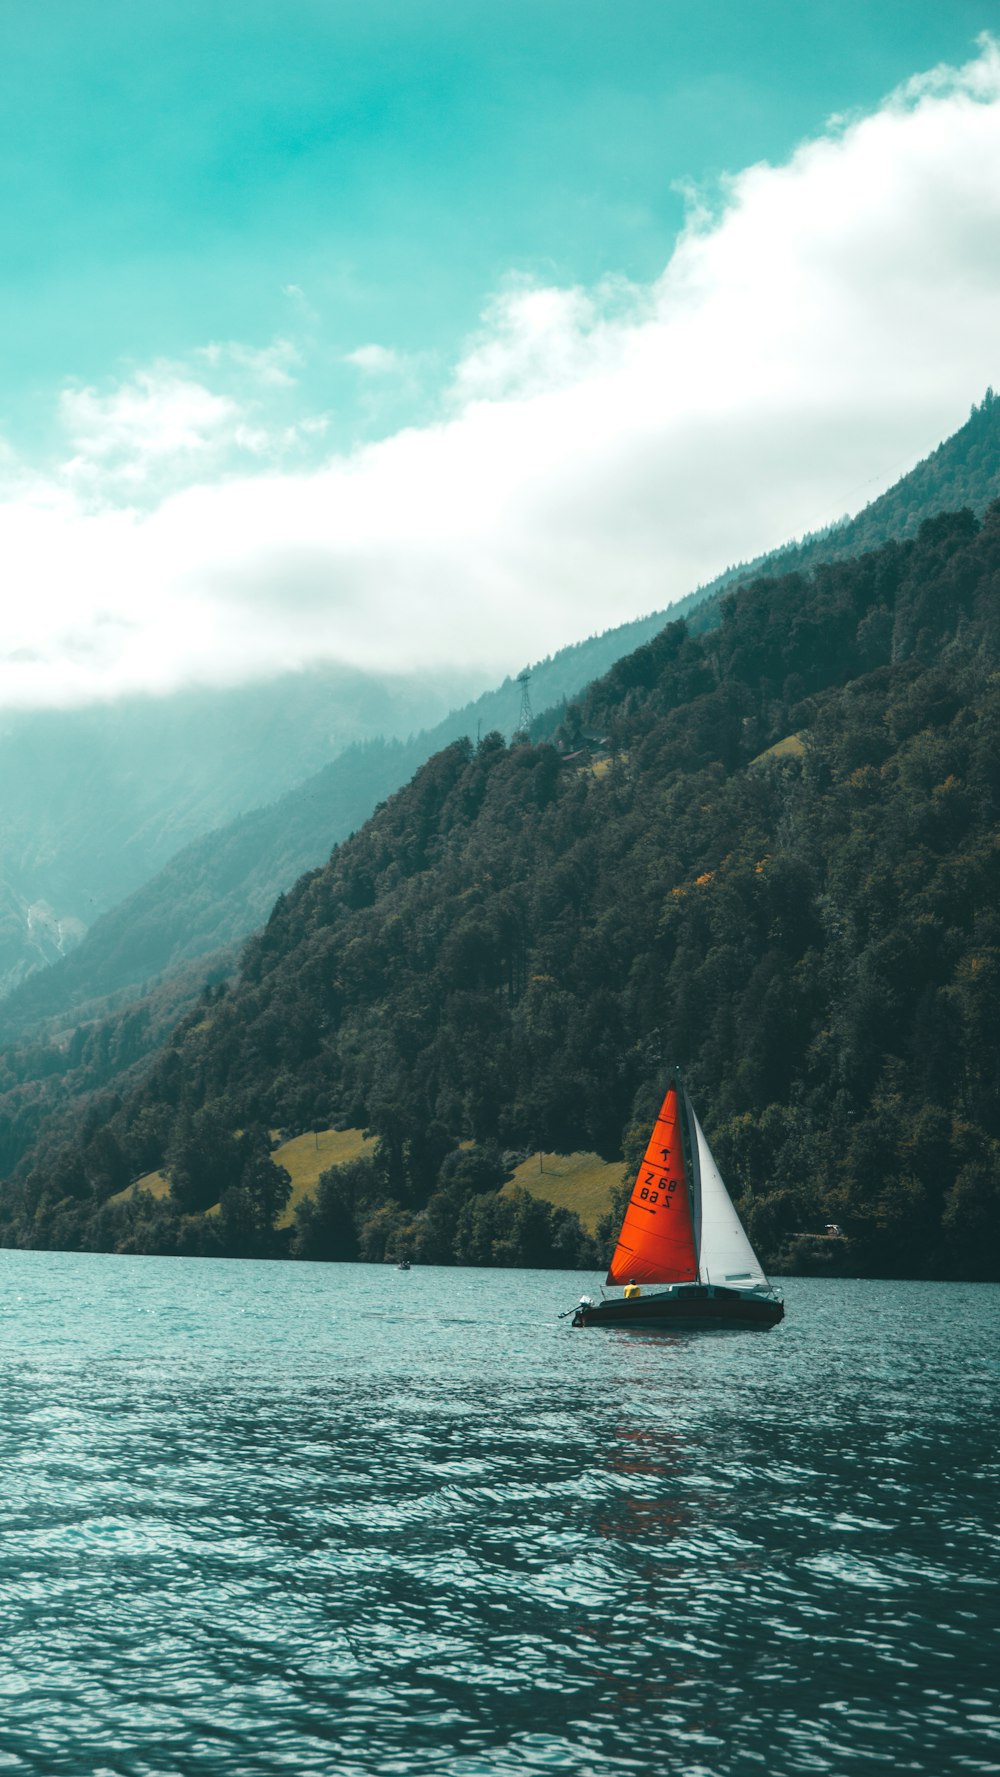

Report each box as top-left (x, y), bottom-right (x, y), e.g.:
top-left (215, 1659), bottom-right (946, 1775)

top-left (677, 1072), bottom-right (704, 1283)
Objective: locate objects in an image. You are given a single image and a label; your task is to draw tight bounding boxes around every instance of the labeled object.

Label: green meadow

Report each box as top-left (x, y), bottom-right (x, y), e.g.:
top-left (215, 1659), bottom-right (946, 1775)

top-left (500, 1152), bottom-right (622, 1233)
top-left (113, 1128), bottom-right (378, 1228)
top-left (114, 1133), bottom-right (616, 1244)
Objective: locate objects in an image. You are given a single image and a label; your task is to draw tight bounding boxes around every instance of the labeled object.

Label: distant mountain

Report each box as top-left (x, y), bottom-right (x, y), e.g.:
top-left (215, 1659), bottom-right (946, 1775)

top-left (0, 663), bottom-right (477, 996)
top-left (4, 503), bottom-right (999, 1280)
top-left (0, 604), bottom-right (686, 1039)
top-left (0, 883), bottom-right (86, 990)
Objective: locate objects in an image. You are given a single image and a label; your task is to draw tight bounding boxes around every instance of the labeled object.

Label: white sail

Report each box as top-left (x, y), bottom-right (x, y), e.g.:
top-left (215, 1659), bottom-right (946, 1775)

top-left (686, 1098), bottom-right (767, 1288)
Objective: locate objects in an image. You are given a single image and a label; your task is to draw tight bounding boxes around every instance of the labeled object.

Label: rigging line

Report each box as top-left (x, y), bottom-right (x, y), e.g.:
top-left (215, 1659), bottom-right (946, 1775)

top-left (678, 1075), bottom-right (704, 1286)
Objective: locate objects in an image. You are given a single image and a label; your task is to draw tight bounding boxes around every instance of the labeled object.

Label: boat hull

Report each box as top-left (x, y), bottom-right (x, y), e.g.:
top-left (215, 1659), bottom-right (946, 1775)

top-left (572, 1286), bottom-right (783, 1330)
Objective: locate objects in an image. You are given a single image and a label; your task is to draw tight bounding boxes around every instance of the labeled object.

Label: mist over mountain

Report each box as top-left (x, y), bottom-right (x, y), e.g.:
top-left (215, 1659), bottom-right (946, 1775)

top-left (0, 604), bottom-right (700, 1038)
top-left (0, 663), bottom-right (479, 995)
top-left (690, 389), bottom-right (1000, 611)
top-left (0, 386), bottom-right (993, 1043)
top-left (6, 391), bottom-right (1000, 1036)
top-left (3, 499), bottom-right (999, 1280)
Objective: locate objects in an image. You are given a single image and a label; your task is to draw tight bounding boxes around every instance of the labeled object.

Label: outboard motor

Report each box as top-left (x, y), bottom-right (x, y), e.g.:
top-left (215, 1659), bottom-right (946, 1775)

top-left (571, 1294), bottom-right (593, 1328)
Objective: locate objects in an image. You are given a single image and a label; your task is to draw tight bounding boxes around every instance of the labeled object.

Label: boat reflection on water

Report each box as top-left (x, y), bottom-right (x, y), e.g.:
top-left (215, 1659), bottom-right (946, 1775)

top-left (577, 1419), bottom-right (739, 1738)
top-left (594, 1421), bottom-right (695, 1545)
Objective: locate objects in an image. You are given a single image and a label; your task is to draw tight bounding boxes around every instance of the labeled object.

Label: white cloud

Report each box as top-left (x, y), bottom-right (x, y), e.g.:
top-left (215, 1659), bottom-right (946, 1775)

top-left (344, 344), bottom-right (406, 375)
top-left (3, 37), bottom-right (1000, 704)
top-left (57, 366), bottom-right (257, 494)
top-left (53, 347), bottom-right (324, 499)
top-left (196, 338), bottom-right (301, 387)
top-left (450, 277), bottom-right (645, 405)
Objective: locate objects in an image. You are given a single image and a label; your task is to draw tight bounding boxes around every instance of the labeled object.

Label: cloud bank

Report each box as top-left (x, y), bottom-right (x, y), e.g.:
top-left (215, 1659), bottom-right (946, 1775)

top-left (3, 38), bottom-right (1000, 706)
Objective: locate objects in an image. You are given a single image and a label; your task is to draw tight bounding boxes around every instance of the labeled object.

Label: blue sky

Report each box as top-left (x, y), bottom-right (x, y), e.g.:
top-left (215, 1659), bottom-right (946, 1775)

top-left (2, 0), bottom-right (992, 445)
top-left (1, 3), bottom-right (999, 701)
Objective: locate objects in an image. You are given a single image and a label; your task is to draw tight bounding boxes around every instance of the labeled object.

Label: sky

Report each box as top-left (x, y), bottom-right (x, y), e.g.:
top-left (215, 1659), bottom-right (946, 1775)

top-left (2, 0), bottom-right (1000, 705)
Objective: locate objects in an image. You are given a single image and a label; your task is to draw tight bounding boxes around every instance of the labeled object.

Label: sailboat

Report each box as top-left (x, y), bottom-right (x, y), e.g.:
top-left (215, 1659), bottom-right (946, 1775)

top-left (572, 1073), bottom-right (784, 1329)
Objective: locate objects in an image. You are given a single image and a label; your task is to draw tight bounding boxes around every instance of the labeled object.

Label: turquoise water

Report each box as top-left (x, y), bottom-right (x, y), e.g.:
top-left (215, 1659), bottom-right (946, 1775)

top-left (0, 1255), bottom-right (996, 1777)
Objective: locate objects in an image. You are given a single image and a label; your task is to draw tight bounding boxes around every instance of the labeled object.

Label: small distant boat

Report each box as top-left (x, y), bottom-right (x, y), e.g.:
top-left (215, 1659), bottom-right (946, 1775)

top-left (396, 1257), bottom-right (411, 1272)
top-left (571, 1073), bottom-right (783, 1330)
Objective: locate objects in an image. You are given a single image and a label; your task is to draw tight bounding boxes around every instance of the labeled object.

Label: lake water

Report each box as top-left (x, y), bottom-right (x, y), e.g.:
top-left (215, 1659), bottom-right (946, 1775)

top-left (0, 1254), bottom-right (995, 1777)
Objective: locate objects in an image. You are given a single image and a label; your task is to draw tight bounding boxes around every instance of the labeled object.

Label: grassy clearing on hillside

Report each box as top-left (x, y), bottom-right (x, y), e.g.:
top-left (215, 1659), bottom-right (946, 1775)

top-left (499, 1151), bottom-right (622, 1232)
top-left (110, 1129), bottom-right (375, 1225)
top-left (111, 1170), bottom-right (170, 1203)
top-left (273, 1127), bottom-right (376, 1228)
top-left (749, 733), bottom-right (806, 767)
top-left (112, 1137), bottom-right (617, 1241)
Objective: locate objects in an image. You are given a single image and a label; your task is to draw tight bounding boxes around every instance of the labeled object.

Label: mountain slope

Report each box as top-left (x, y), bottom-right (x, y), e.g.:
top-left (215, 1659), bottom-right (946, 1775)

top-left (11, 390), bottom-right (1000, 1037)
top-left (8, 390), bottom-right (1000, 1030)
top-left (4, 503), bottom-right (999, 1280)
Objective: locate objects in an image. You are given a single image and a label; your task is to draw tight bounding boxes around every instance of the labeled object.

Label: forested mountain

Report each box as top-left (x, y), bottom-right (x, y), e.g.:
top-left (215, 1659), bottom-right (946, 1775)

top-left (10, 393), bottom-right (1000, 1037)
top-left (3, 504), bottom-right (999, 1280)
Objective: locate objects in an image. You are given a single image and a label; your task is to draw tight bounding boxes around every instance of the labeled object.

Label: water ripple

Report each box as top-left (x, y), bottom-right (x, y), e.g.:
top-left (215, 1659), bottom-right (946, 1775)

top-left (0, 1256), bottom-right (996, 1775)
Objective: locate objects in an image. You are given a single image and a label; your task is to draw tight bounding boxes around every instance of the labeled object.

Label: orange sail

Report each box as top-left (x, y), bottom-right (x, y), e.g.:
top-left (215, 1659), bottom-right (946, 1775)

top-left (606, 1084), bottom-right (698, 1286)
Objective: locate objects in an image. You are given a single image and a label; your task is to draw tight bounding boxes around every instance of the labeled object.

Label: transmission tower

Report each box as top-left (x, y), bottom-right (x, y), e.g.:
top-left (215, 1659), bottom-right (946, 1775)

top-left (513, 668), bottom-right (533, 743)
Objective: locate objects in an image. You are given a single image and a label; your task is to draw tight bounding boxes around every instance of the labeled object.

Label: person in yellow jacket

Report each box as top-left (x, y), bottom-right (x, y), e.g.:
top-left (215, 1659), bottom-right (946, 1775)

top-left (623, 1278), bottom-right (641, 1300)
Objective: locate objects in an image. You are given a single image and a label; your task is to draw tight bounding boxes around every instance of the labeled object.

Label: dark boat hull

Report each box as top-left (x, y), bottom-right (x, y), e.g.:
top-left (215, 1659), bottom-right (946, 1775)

top-left (572, 1286), bottom-right (783, 1330)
